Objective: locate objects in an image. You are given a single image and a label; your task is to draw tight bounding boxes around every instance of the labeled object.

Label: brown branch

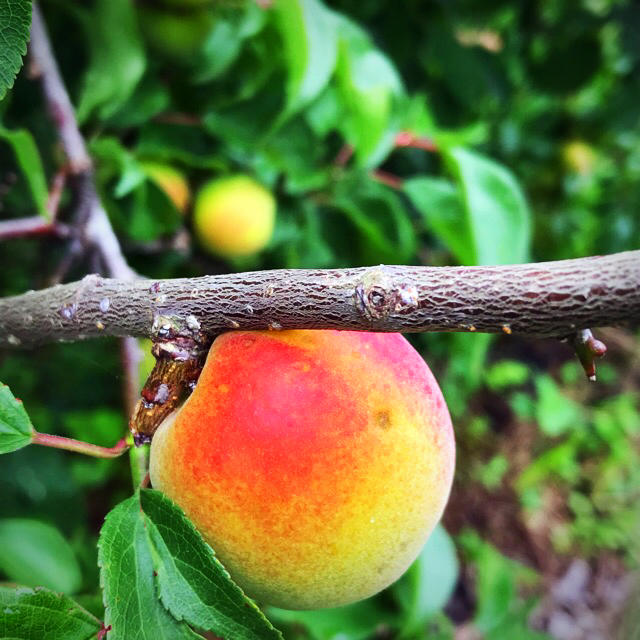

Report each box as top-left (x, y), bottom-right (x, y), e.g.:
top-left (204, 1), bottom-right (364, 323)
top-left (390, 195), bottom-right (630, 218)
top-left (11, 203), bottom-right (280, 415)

top-left (0, 251), bottom-right (638, 348)
top-left (28, 3), bottom-right (144, 429)
top-left (29, 3), bottom-right (135, 281)
top-left (0, 216), bottom-right (70, 240)
top-left (371, 169), bottom-right (404, 190)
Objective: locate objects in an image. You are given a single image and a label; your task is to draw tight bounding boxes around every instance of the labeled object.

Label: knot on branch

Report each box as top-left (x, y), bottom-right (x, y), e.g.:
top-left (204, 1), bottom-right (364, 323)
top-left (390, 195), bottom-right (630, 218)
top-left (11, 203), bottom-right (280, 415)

top-left (130, 314), bottom-right (213, 445)
top-left (354, 267), bottom-right (419, 322)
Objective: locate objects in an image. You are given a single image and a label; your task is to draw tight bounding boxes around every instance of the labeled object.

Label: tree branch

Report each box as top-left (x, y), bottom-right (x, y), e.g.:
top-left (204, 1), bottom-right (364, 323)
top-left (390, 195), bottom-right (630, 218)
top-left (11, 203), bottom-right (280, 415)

top-left (0, 216), bottom-right (70, 239)
top-left (29, 3), bottom-right (135, 281)
top-left (0, 251), bottom-right (637, 348)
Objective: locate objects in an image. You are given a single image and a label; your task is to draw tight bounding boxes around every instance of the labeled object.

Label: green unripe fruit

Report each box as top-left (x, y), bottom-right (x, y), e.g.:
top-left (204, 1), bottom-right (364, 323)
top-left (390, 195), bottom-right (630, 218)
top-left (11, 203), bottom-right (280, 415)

top-left (193, 175), bottom-right (276, 258)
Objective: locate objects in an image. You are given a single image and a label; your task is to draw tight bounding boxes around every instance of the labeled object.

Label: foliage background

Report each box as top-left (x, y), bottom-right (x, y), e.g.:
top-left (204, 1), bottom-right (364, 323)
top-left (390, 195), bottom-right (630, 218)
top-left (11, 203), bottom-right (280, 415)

top-left (0, 0), bottom-right (639, 638)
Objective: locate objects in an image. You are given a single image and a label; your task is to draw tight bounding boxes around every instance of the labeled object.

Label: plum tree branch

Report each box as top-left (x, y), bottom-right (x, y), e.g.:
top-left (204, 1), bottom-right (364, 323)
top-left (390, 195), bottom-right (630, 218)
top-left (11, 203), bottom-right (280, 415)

top-left (0, 251), bottom-right (638, 348)
top-left (29, 3), bottom-right (135, 281)
top-left (28, 3), bottom-right (144, 446)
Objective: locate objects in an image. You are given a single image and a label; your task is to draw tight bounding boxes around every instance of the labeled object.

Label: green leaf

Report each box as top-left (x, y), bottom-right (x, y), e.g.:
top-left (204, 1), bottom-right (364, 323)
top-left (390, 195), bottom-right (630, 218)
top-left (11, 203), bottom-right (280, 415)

top-left (459, 531), bottom-right (539, 634)
top-left (445, 147), bottom-right (532, 265)
top-left (140, 490), bottom-right (282, 640)
top-left (332, 175), bottom-right (416, 264)
top-left (98, 493), bottom-right (201, 640)
top-left (136, 122), bottom-right (226, 170)
top-left (0, 519), bottom-right (82, 593)
top-left (534, 375), bottom-right (584, 437)
top-left (77, 0), bottom-right (146, 122)
top-left (0, 382), bottom-right (34, 454)
top-left (0, 127), bottom-right (49, 218)
top-left (191, 4), bottom-right (266, 84)
top-left (334, 14), bottom-right (403, 166)
top-left (0, 585), bottom-right (101, 640)
top-left (393, 524), bottom-right (459, 636)
top-left (272, 0), bottom-right (338, 116)
top-left (485, 360), bottom-right (530, 391)
top-left (0, 0), bottom-right (31, 101)
top-left (404, 176), bottom-right (475, 264)
top-left (99, 491), bottom-right (281, 640)
top-left (268, 598), bottom-right (397, 640)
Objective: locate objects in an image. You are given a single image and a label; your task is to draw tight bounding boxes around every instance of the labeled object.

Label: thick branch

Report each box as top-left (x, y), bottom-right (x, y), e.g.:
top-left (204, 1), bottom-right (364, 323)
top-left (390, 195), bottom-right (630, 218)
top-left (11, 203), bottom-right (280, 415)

top-left (0, 251), bottom-right (638, 348)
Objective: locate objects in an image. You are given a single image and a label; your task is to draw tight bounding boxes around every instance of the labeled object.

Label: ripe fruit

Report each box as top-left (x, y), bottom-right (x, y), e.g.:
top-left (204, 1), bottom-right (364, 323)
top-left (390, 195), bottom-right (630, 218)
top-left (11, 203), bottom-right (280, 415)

top-left (141, 162), bottom-right (190, 214)
top-left (192, 175), bottom-right (276, 258)
top-left (149, 330), bottom-right (455, 610)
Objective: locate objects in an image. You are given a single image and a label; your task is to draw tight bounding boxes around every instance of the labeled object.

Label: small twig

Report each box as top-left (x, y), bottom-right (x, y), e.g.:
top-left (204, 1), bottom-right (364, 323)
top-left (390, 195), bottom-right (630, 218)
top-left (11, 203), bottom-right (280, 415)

top-left (572, 329), bottom-right (608, 381)
top-left (46, 166), bottom-right (68, 219)
top-left (29, 4), bottom-right (146, 478)
top-left (371, 169), bottom-right (404, 190)
top-left (152, 112), bottom-right (203, 126)
top-left (32, 432), bottom-right (129, 458)
top-left (29, 6), bottom-right (90, 173)
top-left (394, 131), bottom-right (438, 152)
top-left (334, 144), bottom-right (354, 168)
top-left (0, 216), bottom-right (71, 240)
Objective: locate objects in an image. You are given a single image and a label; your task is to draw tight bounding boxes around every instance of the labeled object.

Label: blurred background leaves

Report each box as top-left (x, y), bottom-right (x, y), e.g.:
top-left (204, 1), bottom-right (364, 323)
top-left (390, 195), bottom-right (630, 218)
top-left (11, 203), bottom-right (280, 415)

top-left (0, 0), bottom-right (639, 638)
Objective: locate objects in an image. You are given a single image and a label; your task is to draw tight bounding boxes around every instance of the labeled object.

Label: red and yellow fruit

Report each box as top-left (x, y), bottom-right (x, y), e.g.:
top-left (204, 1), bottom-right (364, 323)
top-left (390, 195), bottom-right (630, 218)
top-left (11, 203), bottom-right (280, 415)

top-left (192, 175), bottom-right (276, 258)
top-left (150, 330), bottom-right (455, 610)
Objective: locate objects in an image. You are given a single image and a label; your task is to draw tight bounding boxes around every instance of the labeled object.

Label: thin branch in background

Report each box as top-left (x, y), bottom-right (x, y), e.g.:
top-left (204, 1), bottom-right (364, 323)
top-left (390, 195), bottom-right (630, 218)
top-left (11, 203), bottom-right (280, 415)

top-left (0, 167), bottom-right (70, 241)
top-left (371, 169), bottom-right (404, 190)
top-left (153, 112), bottom-right (203, 126)
top-left (394, 131), bottom-right (438, 152)
top-left (46, 166), bottom-right (68, 219)
top-left (28, 3), bottom-right (145, 465)
top-left (29, 3), bottom-right (135, 281)
top-left (334, 144), bottom-right (354, 167)
top-left (0, 216), bottom-right (71, 240)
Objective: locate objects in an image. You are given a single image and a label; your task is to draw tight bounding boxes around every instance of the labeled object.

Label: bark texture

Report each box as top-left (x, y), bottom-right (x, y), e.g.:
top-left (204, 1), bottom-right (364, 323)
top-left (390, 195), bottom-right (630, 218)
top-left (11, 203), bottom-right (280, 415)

top-left (1, 251), bottom-right (638, 348)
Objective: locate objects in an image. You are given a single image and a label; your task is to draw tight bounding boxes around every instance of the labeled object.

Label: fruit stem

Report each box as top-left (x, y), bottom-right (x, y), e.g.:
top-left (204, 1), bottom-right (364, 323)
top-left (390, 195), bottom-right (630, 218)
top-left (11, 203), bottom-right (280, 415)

top-left (128, 434), bottom-right (150, 488)
top-left (31, 432), bottom-right (129, 458)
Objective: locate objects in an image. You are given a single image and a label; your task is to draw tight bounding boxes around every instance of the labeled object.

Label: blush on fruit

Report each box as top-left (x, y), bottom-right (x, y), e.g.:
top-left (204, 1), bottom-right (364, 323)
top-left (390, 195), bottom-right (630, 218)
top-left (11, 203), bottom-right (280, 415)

top-left (149, 330), bottom-right (455, 610)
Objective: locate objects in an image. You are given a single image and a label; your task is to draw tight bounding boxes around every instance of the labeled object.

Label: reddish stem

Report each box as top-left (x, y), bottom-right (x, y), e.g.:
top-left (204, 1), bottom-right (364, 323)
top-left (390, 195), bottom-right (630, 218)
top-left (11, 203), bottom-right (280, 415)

top-left (46, 167), bottom-right (68, 219)
top-left (334, 144), bottom-right (354, 167)
top-left (0, 216), bottom-right (70, 240)
top-left (32, 432), bottom-right (129, 458)
top-left (371, 169), bottom-right (404, 190)
top-left (395, 131), bottom-right (438, 152)
top-left (153, 112), bottom-right (203, 126)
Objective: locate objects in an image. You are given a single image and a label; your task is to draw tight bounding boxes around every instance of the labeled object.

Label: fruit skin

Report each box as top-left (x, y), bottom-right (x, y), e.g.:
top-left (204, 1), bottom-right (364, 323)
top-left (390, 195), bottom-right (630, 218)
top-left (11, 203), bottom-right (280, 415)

top-left (192, 175), bottom-right (276, 258)
top-left (150, 330), bottom-right (455, 610)
top-left (141, 162), bottom-right (190, 214)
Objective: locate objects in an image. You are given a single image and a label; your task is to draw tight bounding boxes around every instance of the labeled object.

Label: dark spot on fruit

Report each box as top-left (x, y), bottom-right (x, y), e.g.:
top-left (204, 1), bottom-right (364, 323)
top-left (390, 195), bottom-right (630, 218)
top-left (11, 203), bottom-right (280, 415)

top-left (376, 410), bottom-right (392, 430)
